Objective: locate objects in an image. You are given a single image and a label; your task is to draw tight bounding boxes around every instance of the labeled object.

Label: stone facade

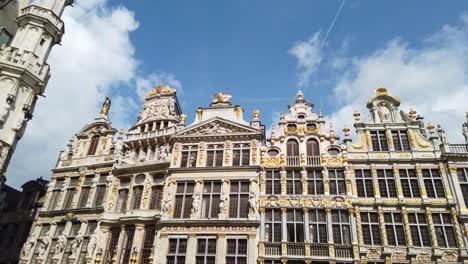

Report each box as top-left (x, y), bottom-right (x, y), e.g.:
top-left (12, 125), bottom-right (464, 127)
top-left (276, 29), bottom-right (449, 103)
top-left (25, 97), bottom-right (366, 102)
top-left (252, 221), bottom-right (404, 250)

top-left (0, 0), bottom-right (73, 179)
top-left (19, 86), bottom-right (468, 264)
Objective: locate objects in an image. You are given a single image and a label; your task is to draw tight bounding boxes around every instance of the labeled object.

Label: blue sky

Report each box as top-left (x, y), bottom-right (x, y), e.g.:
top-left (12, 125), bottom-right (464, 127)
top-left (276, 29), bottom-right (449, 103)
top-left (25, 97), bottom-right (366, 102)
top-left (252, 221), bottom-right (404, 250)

top-left (7, 0), bottom-right (468, 188)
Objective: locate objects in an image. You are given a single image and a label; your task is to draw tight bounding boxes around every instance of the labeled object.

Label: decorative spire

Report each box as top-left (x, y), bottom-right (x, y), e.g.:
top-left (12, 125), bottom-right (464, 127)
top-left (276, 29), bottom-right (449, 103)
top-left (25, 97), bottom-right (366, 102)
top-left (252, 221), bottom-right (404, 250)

top-left (353, 109), bottom-right (361, 122)
top-left (409, 106), bottom-right (417, 120)
top-left (180, 114), bottom-right (187, 124)
top-left (318, 110), bottom-right (323, 119)
top-left (280, 111), bottom-right (285, 120)
top-left (343, 126), bottom-right (350, 140)
top-left (297, 90), bottom-right (304, 101)
top-left (253, 109), bottom-right (260, 120)
top-left (118, 128), bottom-right (124, 139)
top-left (270, 124), bottom-right (276, 138)
top-left (427, 122), bottom-right (435, 138)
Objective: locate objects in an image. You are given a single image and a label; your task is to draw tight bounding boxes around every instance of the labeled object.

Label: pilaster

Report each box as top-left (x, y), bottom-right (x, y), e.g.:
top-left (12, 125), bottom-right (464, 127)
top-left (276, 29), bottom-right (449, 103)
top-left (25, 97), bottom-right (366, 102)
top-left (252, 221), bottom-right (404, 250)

top-left (132, 224), bottom-right (145, 261)
top-left (186, 234), bottom-right (197, 264)
top-left (215, 234), bottom-right (226, 264)
top-left (425, 209), bottom-right (438, 247)
top-left (377, 207), bottom-right (388, 246)
top-left (401, 209), bottom-right (413, 247)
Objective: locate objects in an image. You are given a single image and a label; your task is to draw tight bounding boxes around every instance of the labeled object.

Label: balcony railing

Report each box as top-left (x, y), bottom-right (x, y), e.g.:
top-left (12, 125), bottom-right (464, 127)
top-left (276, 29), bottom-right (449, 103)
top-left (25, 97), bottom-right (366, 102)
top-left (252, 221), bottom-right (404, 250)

top-left (286, 242), bottom-right (305, 256)
top-left (262, 242), bottom-right (344, 259)
top-left (448, 144), bottom-right (468, 154)
top-left (264, 242), bottom-right (281, 256)
top-left (286, 156), bottom-right (300, 166)
top-left (310, 243), bottom-right (329, 258)
top-left (334, 244), bottom-right (353, 259)
top-left (126, 126), bottom-right (177, 141)
top-left (306, 155), bottom-right (321, 166)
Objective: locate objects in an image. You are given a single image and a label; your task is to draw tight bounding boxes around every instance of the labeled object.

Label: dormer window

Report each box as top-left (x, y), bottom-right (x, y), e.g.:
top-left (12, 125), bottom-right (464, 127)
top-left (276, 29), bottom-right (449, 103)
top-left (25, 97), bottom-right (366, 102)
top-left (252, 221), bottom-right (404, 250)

top-left (87, 135), bottom-right (100, 155)
top-left (370, 131), bottom-right (389, 152)
top-left (297, 114), bottom-right (306, 120)
top-left (306, 123), bottom-right (317, 131)
top-left (287, 124), bottom-right (297, 132)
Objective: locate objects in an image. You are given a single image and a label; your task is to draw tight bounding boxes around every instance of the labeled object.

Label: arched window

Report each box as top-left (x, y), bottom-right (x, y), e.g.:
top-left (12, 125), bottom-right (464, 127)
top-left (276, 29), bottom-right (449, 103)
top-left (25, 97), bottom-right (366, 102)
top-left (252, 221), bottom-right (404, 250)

top-left (306, 139), bottom-right (319, 156)
top-left (87, 135), bottom-right (100, 155)
top-left (286, 139), bottom-right (299, 156)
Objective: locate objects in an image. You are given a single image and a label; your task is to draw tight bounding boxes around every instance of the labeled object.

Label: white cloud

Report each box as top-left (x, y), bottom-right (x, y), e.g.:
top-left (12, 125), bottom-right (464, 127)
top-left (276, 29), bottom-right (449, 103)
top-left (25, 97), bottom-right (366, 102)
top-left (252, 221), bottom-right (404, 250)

top-left (289, 32), bottom-right (323, 87)
top-left (6, 0), bottom-right (141, 188)
top-left (327, 14), bottom-right (468, 142)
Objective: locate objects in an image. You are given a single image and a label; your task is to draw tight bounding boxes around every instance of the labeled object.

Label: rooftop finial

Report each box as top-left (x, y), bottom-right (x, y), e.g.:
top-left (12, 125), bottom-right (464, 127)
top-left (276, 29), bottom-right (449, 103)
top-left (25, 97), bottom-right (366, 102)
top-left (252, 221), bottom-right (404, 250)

top-left (297, 90), bottom-right (304, 101)
top-left (211, 92), bottom-right (232, 106)
top-left (100, 96), bottom-right (111, 116)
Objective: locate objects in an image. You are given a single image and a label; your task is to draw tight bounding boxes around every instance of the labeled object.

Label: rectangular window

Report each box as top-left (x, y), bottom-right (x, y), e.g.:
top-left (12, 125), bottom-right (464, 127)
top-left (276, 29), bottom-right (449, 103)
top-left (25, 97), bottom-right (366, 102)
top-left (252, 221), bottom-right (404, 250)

top-left (116, 189), bottom-right (129, 213)
top-left (48, 190), bottom-right (60, 211)
top-left (229, 181), bottom-right (249, 218)
top-left (232, 144), bottom-right (250, 166)
top-left (196, 238), bottom-right (217, 264)
top-left (149, 186), bottom-right (163, 210)
top-left (361, 212), bottom-right (381, 245)
top-left (180, 147), bottom-right (198, 168)
top-left (331, 210), bottom-right (351, 244)
top-left (355, 169), bottom-right (374, 198)
top-left (384, 212), bottom-right (406, 246)
top-left (131, 186), bottom-right (143, 210)
top-left (408, 213), bottom-right (431, 247)
top-left (77, 187), bottom-right (90, 208)
top-left (206, 146), bottom-right (223, 167)
top-left (287, 209), bottom-right (304, 242)
top-left (55, 178), bottom-right (65, 188)
top-left (392, 130), bottom-right (411, 151)
top-left (307, 170), bottom-right (323, 195)
top-left (0, 27), bottom-right (13, 47)
top-left (83, 176), bottom-right (94, 185)
top-left (62, 189), bottom-right (75, 209)
top-left (266, 170), bottom-right (281, 195)
top-left (377, 169), bottom-right (397, 198)
top-left (174, 182), bottom-right (195, 219)
top-left (93, 185), bottom-right (107, 207)
top-left (265, 209), bottom-right (282, 242)
top-left (286, 170), bottom-right (302, 195)
top-left (370, 130), bottom-right (389, 151)
top-left (422, 169), bottom-right (445, 198)
top-left (120, 226), bottom-right (135, 264)
top-left (399, 169), bottom-right (421, 198)
top-left (69, 177), bottom-right (79, 188)
top-left (226, 239), bottom-right (247, 264)
top-left (103, 228), bottom-right (120, 263)
top-left (433, 213), bottom-right (457, 248)
top-left (167, 238), bottom-right (187, 264)
top-left (86, 221), bottom-right (97, 235)
top-left (140, 225), bottom-right (156, 264)
top-left (457, 168), bottom-right (468, 207)
top-left (201, 181), bottom-right (221, 219)
top-left (329, 169), bottom-right (346, 195)
top-left (309, 209), bottom-right (327, 243)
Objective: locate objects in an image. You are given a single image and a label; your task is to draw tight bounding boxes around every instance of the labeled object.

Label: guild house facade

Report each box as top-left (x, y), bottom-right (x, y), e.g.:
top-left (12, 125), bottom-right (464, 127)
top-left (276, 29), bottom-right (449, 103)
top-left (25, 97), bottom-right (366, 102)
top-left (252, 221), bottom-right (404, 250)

top-left (16, 86), bottom-right (468, 264)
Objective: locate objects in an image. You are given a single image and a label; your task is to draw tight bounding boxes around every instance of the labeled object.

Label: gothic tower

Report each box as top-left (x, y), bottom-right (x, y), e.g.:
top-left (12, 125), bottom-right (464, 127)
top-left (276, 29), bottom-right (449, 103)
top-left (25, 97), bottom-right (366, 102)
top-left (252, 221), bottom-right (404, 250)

top-left (0, 0), bottom-right (73, 175)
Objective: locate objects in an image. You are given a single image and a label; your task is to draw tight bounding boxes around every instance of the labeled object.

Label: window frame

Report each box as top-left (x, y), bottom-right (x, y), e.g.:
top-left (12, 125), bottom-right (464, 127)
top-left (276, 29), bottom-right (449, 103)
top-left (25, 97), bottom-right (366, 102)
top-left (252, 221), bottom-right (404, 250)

top-left (361, 212), bottom-right (381, 246)
top-left (355, 169), bottom-right (374, 198)
top-left (307, 170), bottom-right (323, 195)
top-left (422, 169), bottom-right (445, 199)
top-left (266, 170), bottom-right (281, 195)
top-left (201, 181), bottom-right (222, 219)
top-left (408, 212), bottom-right (431, 247)
top-left (229, 181), bottom-right (249, 219)
top-left (286, 170), bottom-right (302, 195)
top-left (370, 130), bottom-right (389, 152)
top-left (173, 182), bottom-right (195, 219)
top-left (377, 169), bottom-right (397, 198)
top-left (384, 212), bottom-right (406, 246)
top-left (329, 169), bottom-right (346, 195)
top-left (167, 238), bottom-right (187, 264)
top-left (399, 169), bottom-right (421, 198)
top-left (196, 238), bottom-right (217, 264)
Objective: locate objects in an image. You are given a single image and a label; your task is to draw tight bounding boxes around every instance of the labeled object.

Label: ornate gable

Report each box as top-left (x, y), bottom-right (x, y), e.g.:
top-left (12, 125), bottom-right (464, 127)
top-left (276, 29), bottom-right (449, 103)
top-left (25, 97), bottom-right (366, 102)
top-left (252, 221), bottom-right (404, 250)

top-left (175, 117), bottom-right (261, 138)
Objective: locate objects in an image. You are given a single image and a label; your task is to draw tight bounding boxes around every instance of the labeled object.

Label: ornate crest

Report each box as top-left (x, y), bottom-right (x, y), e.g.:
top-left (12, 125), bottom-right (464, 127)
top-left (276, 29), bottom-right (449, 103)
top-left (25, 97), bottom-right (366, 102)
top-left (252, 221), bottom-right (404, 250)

top-left (211, 92), bottom-right (232, 106)
top-left (145, 83), bottom-right (176, 99)
top-left (390, 249), bottom-right (407, 261)
top-left (415, 250), bottom-right (432, 261)
top-left (366, 248), bottom-right (381, 259)
top-left (441, 251), bottom-right (458, 262)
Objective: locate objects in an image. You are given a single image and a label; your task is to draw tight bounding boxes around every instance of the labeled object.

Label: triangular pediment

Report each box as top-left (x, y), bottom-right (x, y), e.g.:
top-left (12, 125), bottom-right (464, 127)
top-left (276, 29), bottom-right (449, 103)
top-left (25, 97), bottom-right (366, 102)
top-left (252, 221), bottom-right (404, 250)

top-left (175, 117), bottom-right (260, 138)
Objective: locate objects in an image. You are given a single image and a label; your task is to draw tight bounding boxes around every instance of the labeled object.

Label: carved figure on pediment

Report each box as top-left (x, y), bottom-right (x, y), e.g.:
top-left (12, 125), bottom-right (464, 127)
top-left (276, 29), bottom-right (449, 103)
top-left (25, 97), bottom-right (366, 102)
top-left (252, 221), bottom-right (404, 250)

top-left (70, 232), bottom-right (83, 257)
top-left (366, 248), bottom-right (381, 259)
top-left (55, 232), bottom-right (67, 255)
top-left (0, 102), bottom-right (11, 124)
top-left (377, 102), bottom-right (392, 123)
top-left (21, 234), bottom-right (35, 257)
top-left (200, 122), bottom-right (233, 135)
top-left (139, 151), bottom-right (147, 162)
top-left (311, 197), bottom-right (321, 207)
top-left (249, 191), bottom-right (258, 215)
top-left (38, 231), bottom-right (51, 256)
top-left (437, 125), bottom-right (447, 143)
top-left (121, 150), bottom-right (134, 165)
top-left (168, 99), bottom-right (176, 115)
top-left (441, 250), bottom-right (458, 262)
top-left (86, 230), bottom-right (98, 256)
top-left (390, 249), bottom-right (406, 261)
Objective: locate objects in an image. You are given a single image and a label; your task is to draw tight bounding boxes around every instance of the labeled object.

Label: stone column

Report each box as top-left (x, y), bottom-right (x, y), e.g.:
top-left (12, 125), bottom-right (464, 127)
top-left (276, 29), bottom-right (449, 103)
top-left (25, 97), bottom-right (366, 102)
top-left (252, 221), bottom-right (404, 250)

top-left (186, 234), bottom-right (197, 264)
top-left (280, 170), bottom-right (287, 195)
top-left (115, 225), bottom-right (127, 261)
top-left (439, 164), bottom-right (453, 200)
top-left (377, 207), bottom-right (388, 247)
top-left (86, 175), bottom-right (98, 208)
top-left (303, 208), bottom-right (310, 242)
top-left (371, 167), bottom-right (380, 198)
top-left (450, 208), bottom-right (464, 248)
top-left (401, 209), bottom-right (413, 247)
top-left (260, 208), bottom-right (266, 241)
top-left (425, 210), bottom-right (438, 247)
top-left (392, 165), bottom-right (404, 198)
top-left (281, 208), bottom-right (287, 258)
top-left (248, 233), bottom-right (257, 264)
top-left (132, 224), bottom-right (145, 261)
top-left (215, 234), bottom-right (226, 264)
top-left (415, 165), bottom-right (428, 199)
top-left (326, 208), bottom-right (335, 259)
top-left (355, 208), bottom-right (363, 245)
top-left (259, 170), bottom-right (266, 195)
top-left (141, 180), bottom-right (152, 210)
top-left (386, 129), bottom-right (394, 152)
top-left (301, 170), bottom-right (308, 195)
top-left (348, 167), bottom-right (358, 197)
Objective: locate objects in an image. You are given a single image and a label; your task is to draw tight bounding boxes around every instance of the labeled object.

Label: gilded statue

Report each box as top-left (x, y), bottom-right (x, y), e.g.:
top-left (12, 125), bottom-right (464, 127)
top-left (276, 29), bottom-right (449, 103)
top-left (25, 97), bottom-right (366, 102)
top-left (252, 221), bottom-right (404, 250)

top-left (100, 97), bottom-right (111, 115)
top-left (211, 92), bottom-right (232, 106)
